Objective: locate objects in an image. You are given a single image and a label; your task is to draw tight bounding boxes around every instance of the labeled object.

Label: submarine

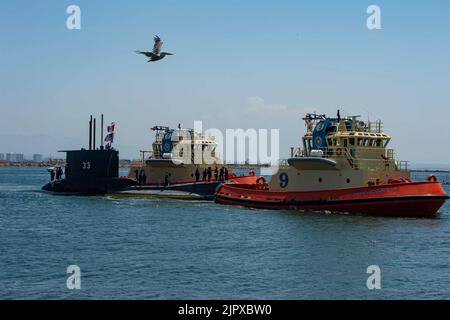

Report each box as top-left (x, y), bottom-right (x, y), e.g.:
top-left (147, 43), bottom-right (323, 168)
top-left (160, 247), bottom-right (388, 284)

top-left (42, 115), bottom-right (135, 194)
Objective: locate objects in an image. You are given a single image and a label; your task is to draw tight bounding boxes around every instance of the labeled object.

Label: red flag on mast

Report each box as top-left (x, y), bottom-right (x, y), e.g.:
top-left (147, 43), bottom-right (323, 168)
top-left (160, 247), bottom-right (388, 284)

top-left (107, 122), bottom-right (116, 133)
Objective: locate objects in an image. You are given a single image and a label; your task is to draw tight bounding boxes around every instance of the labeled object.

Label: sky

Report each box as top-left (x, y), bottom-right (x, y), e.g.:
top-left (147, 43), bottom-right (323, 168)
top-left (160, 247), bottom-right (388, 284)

top-left (0, 0), bottom-right (449, 163)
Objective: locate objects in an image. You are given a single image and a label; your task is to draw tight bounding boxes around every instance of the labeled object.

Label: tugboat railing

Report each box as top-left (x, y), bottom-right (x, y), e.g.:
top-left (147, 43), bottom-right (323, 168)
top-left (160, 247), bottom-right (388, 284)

top-left (395, 160), bottom-right (409, 171)
top-left (288, 147), bottom-right (408, 171)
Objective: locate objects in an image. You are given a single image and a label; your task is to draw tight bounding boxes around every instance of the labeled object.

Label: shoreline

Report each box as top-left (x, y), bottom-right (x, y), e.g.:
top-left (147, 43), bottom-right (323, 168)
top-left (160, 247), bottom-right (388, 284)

top-left (0, 160), bottom-right (132, 168)
top-left (1, 161), bottom-right (450, 172)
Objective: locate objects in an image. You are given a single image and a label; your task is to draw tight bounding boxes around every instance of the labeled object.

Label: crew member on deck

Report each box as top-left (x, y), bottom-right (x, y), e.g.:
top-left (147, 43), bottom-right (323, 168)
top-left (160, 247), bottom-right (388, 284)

top-left (50, 169), bottom-right (55, 181)
top-left (214, 167), bottom-right (219, 181)
top-left (202, 168), bottom-right (207, 181)
top-left (56, 167), bottom-right (61, 180)
top-left (142, 172), bottom-right (147, 185)
top-left (164, 173), bottom-right (171, 187)
top-left (195, 168), bottom-right (200, 182)
top-left (207, 167), bottom-right (212, 182)
top-left (224, 167), bottom-right (229, 180)
top-left (139, 170), bottom-right (145, 186)
top-left (219, 167), bottom-right (224, 181)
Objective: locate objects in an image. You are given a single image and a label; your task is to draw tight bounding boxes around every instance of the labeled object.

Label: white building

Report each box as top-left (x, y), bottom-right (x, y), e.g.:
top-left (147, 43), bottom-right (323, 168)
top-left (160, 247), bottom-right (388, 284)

top-left (33, 154), bottom-right (43, 162)
top-left (6, 153), bottom-right (24, 162)
top-left (0, 153), bottom-right (4, 161)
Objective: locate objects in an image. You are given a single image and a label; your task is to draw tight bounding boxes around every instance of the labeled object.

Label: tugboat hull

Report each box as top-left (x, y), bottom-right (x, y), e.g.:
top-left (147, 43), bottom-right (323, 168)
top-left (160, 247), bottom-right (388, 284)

top-left (215, 181), bottom-right (449, 217)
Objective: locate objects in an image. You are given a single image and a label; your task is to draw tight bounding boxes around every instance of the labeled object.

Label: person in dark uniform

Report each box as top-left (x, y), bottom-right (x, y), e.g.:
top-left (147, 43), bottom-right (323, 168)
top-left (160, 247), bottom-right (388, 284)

top-left (50, 169), bottom-right (55, 181)
top-left (224, 167), bottom-right (229, 181)
top-left (164, 173), bottom-right (171, 187)
top-left (202, 168), bottom-right (207, 181)
top-left (195, 168), bottom-right (200, 182)
top-left (219, 167), bottom-right (224, 181)
top-left (142, 172), bottom-right (147, 185)
top-left (135, 169), bottom-right (139, 181)
top-left (214, 167), bottom-right (219, 181)
top-left (207, 167), bottom-right (212, 182)
top-left (139, 170), bottom-right (145, 186)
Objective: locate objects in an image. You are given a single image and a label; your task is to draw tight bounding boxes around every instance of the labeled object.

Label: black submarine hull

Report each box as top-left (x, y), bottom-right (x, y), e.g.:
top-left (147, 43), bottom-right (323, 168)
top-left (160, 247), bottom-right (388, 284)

top-left (114, 181), bottom-right (222, 200)
top-left (42, 177), bottom-right (136, 195)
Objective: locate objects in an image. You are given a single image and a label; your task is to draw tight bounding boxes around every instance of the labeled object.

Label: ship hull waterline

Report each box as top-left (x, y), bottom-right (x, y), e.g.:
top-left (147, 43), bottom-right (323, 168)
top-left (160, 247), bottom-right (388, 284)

top-left (215, 181), bottom-right (449, 217)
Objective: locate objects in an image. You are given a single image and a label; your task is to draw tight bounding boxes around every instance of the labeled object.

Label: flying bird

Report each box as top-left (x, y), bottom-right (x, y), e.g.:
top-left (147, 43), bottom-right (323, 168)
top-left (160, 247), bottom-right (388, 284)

top-left (136, 36), bottom-right (174, 62)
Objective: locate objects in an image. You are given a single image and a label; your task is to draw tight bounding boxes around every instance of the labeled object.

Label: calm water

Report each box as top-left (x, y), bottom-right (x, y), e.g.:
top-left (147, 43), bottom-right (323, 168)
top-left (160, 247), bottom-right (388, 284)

top-left (0, 167), bottom-right (449, 300)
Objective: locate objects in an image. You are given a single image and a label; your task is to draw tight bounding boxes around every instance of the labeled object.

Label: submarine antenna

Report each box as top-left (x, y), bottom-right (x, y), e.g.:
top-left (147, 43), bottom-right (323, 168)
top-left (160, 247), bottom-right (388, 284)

top-left (89, 115), bottom-right (92, 150)
top-left (101, 114), bottom-right (104, 149)
top-left (93, 117), bottom-right (96, 150)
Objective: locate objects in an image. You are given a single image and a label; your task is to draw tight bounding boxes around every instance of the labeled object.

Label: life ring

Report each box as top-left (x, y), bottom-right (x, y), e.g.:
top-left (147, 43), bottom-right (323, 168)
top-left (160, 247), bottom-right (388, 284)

top-left (336, 148), bottom-right (343, 156)
top-left (256, 176), bottom-right (266, 185)
top-left (428, 175), bottom-right (438, 182)
top-left (256, 182), bottom-right (268, 190)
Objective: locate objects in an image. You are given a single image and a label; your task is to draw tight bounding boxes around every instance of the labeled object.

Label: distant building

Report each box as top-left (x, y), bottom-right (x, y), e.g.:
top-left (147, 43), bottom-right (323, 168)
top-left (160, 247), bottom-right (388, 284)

top-left (6, 153), bottom-right (24, 162)
top-left (0, 153), bottom-right (4, 161)
top-left (33, 154), bottom-right (43, 162)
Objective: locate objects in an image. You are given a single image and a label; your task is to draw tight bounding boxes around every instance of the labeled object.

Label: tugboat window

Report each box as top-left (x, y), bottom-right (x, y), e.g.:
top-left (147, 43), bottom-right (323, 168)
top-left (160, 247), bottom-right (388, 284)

top-left (376, 139), bottom-right (382, 147)
top-left (346, 178), bottom-right (351, 183)
top-left (318, 178), bottom-right (322, 183)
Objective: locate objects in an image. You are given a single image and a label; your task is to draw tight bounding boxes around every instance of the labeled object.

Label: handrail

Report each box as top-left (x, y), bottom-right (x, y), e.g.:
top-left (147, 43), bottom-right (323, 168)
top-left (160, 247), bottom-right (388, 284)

top-left (343, 148), bottom-right (356, 169)
top-left (288, 146), bottom-right (409, 171)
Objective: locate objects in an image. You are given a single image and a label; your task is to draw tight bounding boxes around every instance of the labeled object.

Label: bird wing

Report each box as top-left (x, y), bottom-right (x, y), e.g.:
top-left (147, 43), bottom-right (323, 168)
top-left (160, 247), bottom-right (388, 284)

top-left (136, 51), bottom-right (156, 58)
top-left (153, 35), bottom-right (163, 55)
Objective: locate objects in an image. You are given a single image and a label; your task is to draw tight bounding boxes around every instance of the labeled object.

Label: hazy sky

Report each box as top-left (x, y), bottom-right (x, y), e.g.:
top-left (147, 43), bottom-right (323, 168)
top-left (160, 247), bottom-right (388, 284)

top-left (1, 0), bottom-right (449, 162)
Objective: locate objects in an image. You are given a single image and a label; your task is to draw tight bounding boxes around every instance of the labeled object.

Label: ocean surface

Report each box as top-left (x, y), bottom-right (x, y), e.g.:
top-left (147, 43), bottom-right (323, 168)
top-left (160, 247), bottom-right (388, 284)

top-left (0, 167), bottom-right (449, 300)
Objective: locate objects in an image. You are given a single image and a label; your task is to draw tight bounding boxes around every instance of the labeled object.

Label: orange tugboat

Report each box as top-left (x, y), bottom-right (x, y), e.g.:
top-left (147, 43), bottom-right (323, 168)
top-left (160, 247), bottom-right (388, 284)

top-left (215, 112), bottom-right (449, 217)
